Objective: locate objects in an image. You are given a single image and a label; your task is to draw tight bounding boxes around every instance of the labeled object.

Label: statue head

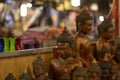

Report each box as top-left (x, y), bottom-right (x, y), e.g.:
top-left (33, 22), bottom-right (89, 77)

top-left (5, 73), bottom-right (16, 80)
top-left (100, 61), bottom-right (112, 80)
top-left (32, 55), bottom-right (46, 78)
top-left (98, 20), bottom-right (114, 40)
top-left (87, 63), bottom-right (102, 80)
top-left (76, 6), bottom-right (92, 34)
top-left (57, 27), bottom-right (74, 59)
top-left (98, 46), bottom-right (111, 62)
top-left (19, 70), bottom-right (32, 80)
top-left (72, 67), bottom-right (88, 80)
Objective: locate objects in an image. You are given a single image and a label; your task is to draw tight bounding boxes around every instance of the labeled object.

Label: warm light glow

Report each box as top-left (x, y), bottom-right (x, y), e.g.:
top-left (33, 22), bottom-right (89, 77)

top-left (0, 3), bottom-right (4, 11)
top-left (27, 3), bottom-right (32, 8)
top-left (71, 0), bottom-right (80, 7)
top-left (90, 3), bottom-right (98, 11)
top-left (109, 3), bottom-right (113, 8)
top-left (57, 3), bottom-right (64, 11)
top-left (99, 16), bottom-right (104, 22)
top-left (20, 4), bottom-right (27, 17)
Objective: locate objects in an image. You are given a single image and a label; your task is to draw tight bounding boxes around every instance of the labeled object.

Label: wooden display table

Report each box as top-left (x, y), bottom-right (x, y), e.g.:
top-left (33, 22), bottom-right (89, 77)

top-left (0, 46), bottom-right (57, 80)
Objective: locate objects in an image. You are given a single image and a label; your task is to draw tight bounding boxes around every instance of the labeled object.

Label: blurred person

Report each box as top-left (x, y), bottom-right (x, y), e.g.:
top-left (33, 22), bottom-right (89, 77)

top-left (39, 2), bottom-right (51, 27)
top-left (0, 5), bottom-right (14, 28)
top-left (50, 1), bottom-right (59, 28)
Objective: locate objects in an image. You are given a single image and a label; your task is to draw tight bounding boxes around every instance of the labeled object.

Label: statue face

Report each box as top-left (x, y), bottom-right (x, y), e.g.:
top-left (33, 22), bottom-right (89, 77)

top-left (33, 64), bottom-right (45, 78)
top-left (58, 43), bottom-right (73, 59)
top-left (103, 52), bottom-right (112, 61)
top-left (103, 27), bottom-right (114, 40)
top-left (78, 20), bottom-right (92, 34)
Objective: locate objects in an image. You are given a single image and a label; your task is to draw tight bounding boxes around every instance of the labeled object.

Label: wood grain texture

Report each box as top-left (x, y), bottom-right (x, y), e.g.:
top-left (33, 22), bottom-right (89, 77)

top-left (0, 52), bottom-right (53, 80)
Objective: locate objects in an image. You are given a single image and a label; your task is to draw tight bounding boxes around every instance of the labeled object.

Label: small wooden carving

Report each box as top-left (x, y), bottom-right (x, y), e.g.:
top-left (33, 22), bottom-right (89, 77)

top-left (5, 72), bottom-right (16, 80)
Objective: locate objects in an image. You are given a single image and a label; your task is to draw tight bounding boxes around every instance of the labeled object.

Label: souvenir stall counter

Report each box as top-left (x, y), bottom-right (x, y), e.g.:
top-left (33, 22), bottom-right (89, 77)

top-left (0, 46), bottom-right (57, 80)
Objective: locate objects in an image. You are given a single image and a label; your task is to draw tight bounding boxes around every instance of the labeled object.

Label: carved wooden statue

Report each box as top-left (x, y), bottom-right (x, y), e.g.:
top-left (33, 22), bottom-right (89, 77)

top-left (49, 27), bottom-right (83, 80)
top-left (98, 46), bottom-right (113, 80)
top-left (97, 20), bottom-right (115, 60)
top-left (97, 46), bottom-right (112, 63)
top-left (75, 6), bottom-right (94, 66)
top-left (32, 55), bottom-right (50, 80)
top-left (5, 73), bottom-right (16, 80)
top-left (19, 70), bottom-right (32, 80)
top-left (87, 62), bottom-right (102, 80)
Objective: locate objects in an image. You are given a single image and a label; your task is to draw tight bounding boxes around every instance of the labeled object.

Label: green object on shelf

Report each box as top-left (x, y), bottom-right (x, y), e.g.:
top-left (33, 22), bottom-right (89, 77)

top-left (3, 38), bottom-right (9, 52)
top-left (9, 38), bottom-right (15, 52)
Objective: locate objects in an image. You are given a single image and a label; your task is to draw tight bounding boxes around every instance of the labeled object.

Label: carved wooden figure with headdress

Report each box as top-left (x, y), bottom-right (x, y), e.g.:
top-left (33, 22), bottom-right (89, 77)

top-left (49, 27), bottom-right (84, 80)
top-left (97, 20), bottom-right (115, 60)
top-left (5, 73), bottom-right (16, 80)
top-left (19, 70), bottom-right (32, 80)
top-left (87, 60), bottom-right (102, 80)
top-left (32, 55), bottom-right (50, 80)
top-left (72, 66), bottom-right (88, 80)
top-left (98, 46), bottom-right (113, 80)
top-left (75, 5), bottom-right (94, 66)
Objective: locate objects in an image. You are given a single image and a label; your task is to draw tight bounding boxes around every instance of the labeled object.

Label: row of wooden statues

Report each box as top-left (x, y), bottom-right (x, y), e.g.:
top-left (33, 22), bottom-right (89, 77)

top-left (48, 6), bottom-right (119, 80)
top-left (31, 6), bottom-right (120, 80)
top-left (5, 6), bottom-right (120, 80)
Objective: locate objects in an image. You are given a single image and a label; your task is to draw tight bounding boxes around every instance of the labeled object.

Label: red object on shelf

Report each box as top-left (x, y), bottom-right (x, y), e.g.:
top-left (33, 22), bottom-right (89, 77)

top-left (16, 38), bottom-right (22, 50)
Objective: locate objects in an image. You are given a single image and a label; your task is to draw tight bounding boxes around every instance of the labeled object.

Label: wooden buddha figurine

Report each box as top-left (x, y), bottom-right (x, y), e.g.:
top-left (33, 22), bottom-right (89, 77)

top-left (100, 61), bottom-right (112, 80)
top-left (72, 66), bottom-right (88, 80)
top-left (19, 70), bottom-right (32, 80)
top-left (5, 73), bottom-right (16, 80)
top-left (97, 46), bottom-right (112, 63)
top-left (98, 46), bottom-right (112, 80)
top-left (87, 60), bottom-right (102, 80)
top-left (49, 27), bottom-right (83, 80)
top-left (97, 20), bottom-right (115, 60)
top-left (32, 55), bottom-right (50, 80)
top-left (75, 5), bottom-right (94, 66)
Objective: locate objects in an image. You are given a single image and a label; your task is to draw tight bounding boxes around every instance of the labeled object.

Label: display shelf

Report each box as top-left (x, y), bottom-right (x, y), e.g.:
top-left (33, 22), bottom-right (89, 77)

top-left (0, 46), bottom-right (57, 59)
